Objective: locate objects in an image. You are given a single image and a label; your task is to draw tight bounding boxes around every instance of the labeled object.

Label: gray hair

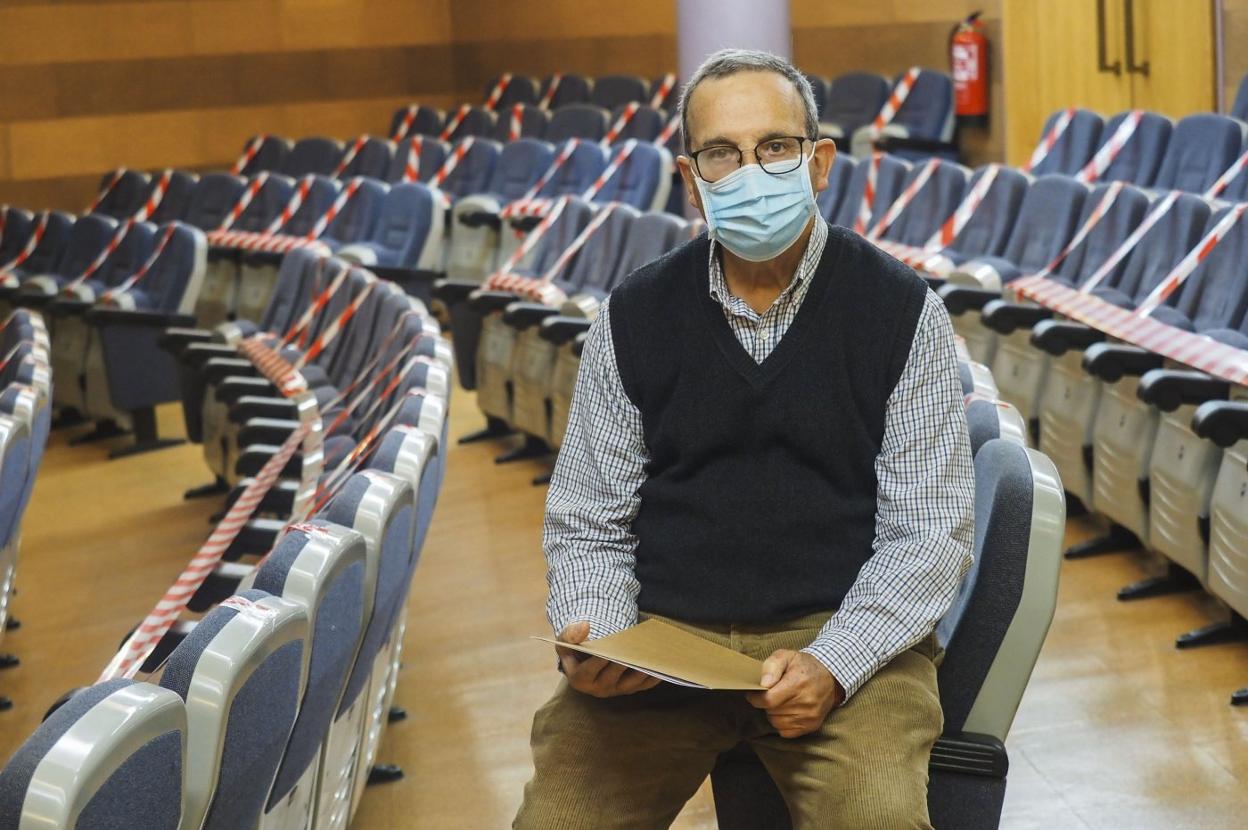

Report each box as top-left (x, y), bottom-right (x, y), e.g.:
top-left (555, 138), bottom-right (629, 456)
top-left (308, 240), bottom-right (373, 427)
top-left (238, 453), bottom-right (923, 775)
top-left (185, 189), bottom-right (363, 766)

top-left (677, 48), bottom-right (819, 154)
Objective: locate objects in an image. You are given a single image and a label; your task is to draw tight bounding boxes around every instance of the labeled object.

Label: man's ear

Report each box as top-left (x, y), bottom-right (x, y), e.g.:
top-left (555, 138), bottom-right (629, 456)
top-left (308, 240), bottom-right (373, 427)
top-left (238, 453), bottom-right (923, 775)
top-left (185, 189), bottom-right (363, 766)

top-left (676, 155), bottom-right (706, 218)
top-left (809, 138), bottom-right (837, 195)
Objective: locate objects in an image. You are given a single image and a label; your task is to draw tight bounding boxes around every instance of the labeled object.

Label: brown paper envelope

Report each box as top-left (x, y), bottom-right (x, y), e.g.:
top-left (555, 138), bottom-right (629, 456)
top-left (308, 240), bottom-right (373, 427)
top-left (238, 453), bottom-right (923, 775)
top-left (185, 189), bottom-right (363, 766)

top-left (533, 618), bottom-right (766, 691)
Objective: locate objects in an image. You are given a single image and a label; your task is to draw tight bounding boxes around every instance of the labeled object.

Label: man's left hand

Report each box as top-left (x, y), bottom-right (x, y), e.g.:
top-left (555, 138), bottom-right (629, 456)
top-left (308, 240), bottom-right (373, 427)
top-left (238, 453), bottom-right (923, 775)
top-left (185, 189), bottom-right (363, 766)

top-left (746, 650), bottom-right (845, 738)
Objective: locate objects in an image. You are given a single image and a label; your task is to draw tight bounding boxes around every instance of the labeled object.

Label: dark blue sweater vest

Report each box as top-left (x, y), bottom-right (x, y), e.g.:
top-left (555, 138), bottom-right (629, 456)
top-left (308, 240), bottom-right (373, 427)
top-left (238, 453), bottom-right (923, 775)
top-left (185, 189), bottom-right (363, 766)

top-left (609, 224), bottom-right (927, 624)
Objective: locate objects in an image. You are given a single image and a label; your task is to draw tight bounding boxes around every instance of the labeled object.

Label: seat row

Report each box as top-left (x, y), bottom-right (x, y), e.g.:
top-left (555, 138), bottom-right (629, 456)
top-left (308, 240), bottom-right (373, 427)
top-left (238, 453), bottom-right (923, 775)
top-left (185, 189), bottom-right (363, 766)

top-left (0, 311), bottom-right (51, 714)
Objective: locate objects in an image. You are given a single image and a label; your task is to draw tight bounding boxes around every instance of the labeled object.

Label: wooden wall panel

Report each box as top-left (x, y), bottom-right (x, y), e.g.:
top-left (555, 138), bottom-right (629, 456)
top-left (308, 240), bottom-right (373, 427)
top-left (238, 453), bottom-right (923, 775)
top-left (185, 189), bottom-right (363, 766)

top-left (791, 0), bottom-right (1004, 167)
top-left (1222, 0), bottom-right (1248, 111)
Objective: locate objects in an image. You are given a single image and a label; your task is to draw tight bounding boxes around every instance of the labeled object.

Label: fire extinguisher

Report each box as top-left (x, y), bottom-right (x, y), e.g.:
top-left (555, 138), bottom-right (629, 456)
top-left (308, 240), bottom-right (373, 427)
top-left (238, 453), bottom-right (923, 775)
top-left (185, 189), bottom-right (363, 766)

top-left (950, 11), bottom-right (989, 127)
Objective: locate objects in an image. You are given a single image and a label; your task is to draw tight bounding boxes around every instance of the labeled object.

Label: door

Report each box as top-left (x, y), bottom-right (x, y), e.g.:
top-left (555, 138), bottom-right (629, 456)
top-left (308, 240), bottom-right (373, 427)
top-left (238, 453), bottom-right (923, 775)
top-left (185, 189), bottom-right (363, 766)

top-left (1124, 0), bottom-right (1216, 116)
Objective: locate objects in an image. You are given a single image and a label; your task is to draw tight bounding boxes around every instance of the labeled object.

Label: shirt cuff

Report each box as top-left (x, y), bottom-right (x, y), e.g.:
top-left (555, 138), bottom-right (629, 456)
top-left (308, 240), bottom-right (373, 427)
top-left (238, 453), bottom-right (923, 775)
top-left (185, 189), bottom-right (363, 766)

top-left (801, 625), bottom-right (879, 702)
top-left (549, 610), bottom-right (634, 642)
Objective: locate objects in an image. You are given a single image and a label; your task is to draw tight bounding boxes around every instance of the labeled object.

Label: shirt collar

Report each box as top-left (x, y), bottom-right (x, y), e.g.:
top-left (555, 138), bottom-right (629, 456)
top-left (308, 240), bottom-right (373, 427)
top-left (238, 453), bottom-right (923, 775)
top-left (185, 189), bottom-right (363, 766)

top-left (707, 217), bottom-right (829, 306)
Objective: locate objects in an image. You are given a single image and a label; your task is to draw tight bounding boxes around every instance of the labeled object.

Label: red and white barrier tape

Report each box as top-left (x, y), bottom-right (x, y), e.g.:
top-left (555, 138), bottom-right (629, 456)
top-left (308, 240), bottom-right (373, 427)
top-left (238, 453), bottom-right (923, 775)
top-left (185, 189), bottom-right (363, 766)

top-left (1033, 181), bottom-right (1126, 279)
top-left (1204, 147), bottom-right (1248, 200)
top-left (508, 104), bottom-right (525, 142)
top-left (650, 73), bottom-right (676, 109)
top-left (872, 67), bottom-right (921, 131)
top-left (431, 137), bottom-right (475, 189)
top-left (217, 173), bottom-right (268, 232)
top-left (205, 228), bottom-right (331, 257)
top-left (390, 106), bottom-right (421, 142)
top-left (602, 103), bottom-right (640, 147)
top-left (0, 212), bottom-right (48, 276)
top-left (852, 151), bottom-right (883, 235)
top-left (1135, 203), bottom-right (1248, 315)
top-left (1023, 108), bottom-right (1075, 173)
top-left (486, 195), bottom-right (571, 292)
top-left (293, 274), bottom-right (376, 369)
top-left (133, 170), bottom-right (172, 222)
top-left (100, 223), bottom-right (180, 302)
top-left (333, 136), bottom-right (369, 179)
top-left (501, 139), bottom-right (581, 219)
top-left (1076, 110), bottom-right (1143, 183)
top-left (1075, 190), bottom-right (1181, 295)
top-left (306, 178), bottom-right (362, 240)
top-left (231, 135), bottom-right (269, 176)
top-left (265, 175), bottom-right (315, 235)
top-left (583, 140), bottom-right (638, 201)
top-left (901, 164), bottom-right (1002, 267)
top-left (654, 113), bottom-right (680, 148)
top-left (867, 158), bottom-right (940, 240)
top-left (539, 74), bottom-right (563, 111)
top-left (282, 257), bottom-right (354, 348)
top-left (401, 137), bottom-right (424, 183)
top-left (64, 220), bottom-right (134, 290)
top-left (439, 104), bottom-right (472, 142)
top-left (87, 169), bottom-right (126, 214)
top-left (483, 73), bottom-right (513, 113)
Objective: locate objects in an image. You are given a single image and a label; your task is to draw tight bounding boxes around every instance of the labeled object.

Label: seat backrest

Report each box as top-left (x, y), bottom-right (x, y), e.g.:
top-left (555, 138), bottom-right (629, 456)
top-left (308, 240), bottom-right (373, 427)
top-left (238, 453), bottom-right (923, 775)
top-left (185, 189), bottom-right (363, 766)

top-left (591, 74), bottom-right (649, 110)
top-left (0, 413), bottom-right (31, 551)
top-left (491, 103), bottom-right (551, 142)
top-left (546, 104), bottom-right (611, 143)
top-left (1233, 73), bottom-right (1248, 122)
top-left (964, 397), bottom-right (1028, 455)
top-left (1152, 204), bottom-right (1248, 335)
top-left (541, 73), bottom-right (592, 109)
top-left (1057, 182), bottom-right (1149, 285)
top-left (1100, 111), bottom-right (1173, 186)
top-left (936, 440), bottom-right (1064, 739)
top-left (1029, 109), bottom-right (1104, 177)
top-left (520, 197), bottom-right (597, 277)
top-left (14, 212), bottom-right (74, 276)
top-left (1151, 113), bottom-right (1246, 194)
top-left (532, 140), bottom-right (609, 200)
top-left (96, 220), bottom-right (158, 288)
top-left (593, 141), bottom-right (665, 210)
top-left (130, 222), bottom-right (209, 314)
top-left (366, 182), bottom-right (440, 267)
top-left (237, 134), bottom-right (291, 176)
top-left (57, 213), bottom-right (119, 278)
top-left (0, 208), bottom-right (34, 266)
top-left (147, 170), bottom-right (200, 225)
top-left (486, 73), bottom-right (539, 108)
top-left (385, 136), bottom-right (451, 184)
top-left (252, 523), bottom-right (368, 813)
top-left (1109, 192), bottom-right (1211, 305)
top-left (998, 174), bottom-right (1089, 270)
top-left (883, 160), bottom-right (970, 247)
top-left (388, 105), bottom-right (443, 141)
top-left (824, 71), bottom-right (891, 134)
top-left (158, 589), bottom-right (309, 830)
top-left (233, 174), bottom-right (295, 233)
top-left (607, 104), bottom-right (667, 143)
top-left (318, 470), bottom-right (415, 715)
top-left (0, 679), bottom-right (186, 830)
top-left (281, 137), bottom-right (344, 178)
top-left (815, 153), bottom-right (857, 221)
top-left (944, 166), bottom-right (1030, 258)
top-left (831, 153), bottom-right (909, 229)
top-left (890, 69), bottom-right (954, 141)
top-left (485, 138), bottom-right (557, 200)
top-left (804, 73), bottom-right (829, 119)
top-left (443, 105), bottom-right (497, 142)
top-left (182, 173), bottom-right (247, 231)
top-left (279, 176), bottom-right (343, 238)
top-left (339, 136), bottom-right (395, 181)
top-left (91, 169), bottom-right (151, 220)
top-left (553, 203), bottom-right (641, 296)
top-left (258, 246), bottom-right (325, 333)
top-left (439, 138), bottom-right (502, 200)
top-left (616, 212), bottom-right (688, 280)
top-left (324, 178), bottom-right (389, 246)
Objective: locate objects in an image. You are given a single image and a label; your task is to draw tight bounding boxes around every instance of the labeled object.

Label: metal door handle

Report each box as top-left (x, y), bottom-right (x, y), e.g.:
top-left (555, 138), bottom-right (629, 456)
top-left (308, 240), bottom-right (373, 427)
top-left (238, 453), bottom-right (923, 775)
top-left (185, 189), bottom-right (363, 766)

top-left (1097, 0), bottom-right (1122, 75)
top-left (1124, 0), bottom-right (1150, 76)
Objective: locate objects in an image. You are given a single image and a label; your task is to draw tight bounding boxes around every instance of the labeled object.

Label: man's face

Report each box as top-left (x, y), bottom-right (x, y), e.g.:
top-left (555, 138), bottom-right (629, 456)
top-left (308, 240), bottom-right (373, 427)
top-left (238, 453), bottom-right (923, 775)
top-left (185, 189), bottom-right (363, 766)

top-left (677, 70), bottom-right (836, 219)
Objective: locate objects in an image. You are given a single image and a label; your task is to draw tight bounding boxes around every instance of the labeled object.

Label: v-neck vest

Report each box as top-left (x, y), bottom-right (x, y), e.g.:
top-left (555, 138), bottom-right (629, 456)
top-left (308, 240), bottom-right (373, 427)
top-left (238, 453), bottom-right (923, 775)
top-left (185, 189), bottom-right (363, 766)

top-left (609, 225), bottom-right (927, 624)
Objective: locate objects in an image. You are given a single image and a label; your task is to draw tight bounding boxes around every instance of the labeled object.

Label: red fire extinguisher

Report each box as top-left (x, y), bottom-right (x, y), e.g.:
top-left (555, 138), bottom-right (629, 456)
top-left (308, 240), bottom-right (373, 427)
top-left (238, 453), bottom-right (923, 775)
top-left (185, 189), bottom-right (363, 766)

top-left (950, 11), bottom-right (989, 126)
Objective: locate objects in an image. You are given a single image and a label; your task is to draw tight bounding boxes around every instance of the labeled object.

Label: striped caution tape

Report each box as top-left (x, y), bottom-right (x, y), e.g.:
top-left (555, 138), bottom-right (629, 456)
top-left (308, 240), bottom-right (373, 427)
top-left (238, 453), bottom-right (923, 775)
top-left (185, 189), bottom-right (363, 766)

top-left (305, 178), bottom-right (362, 240)
top-left (0, 211), bottom-right (47, 274)
top-left (872, 67), bottom-right (921, 131)
top-left (390, 106), bottom-right (423, 142)
top-left (293, 272), bottom-right (376, 369)
top-left (99, 223), bottom-right (180, 303)
top-left (650, 73), bottom-right (677, 109)
top-left (265, 175), bottom-right (315, 235)
top-left (602, 103), bottom-right (640, 147)
top-left (217, 173), bottom-right (268, 232)
top-left (1033, 181), bottom-right (1126, 279)
top-left (1022, 108), bottom-right (1075, 173)
top-left (1076, 110), bottom-right (1143, 183)
top-left (400, 137), bottom-right (424, 183)
top-left (333, 136), bottom-right (369, 179)
top-left (133, 170), bottom-right (173, 222)
top-left (500, 139), bottom-right (581, 219)
top-left (231, 135), bottom-right (269, 175)
top-left (438, 104), bottom-right (473, 142)
top-left (483, 73), bottom-right (513, 112)
top-left (485, 195), bottom-right (571, 293)
top-left (852, 151), bottom-right (883, 235)
top-left (539, 74), bottom-right (563, 111)
top-left (63, 219), bottom-right (135, 291)
top-left (527, 202), bottom-right (622, 305)
top-left (1135, 202), bottom-right (1248, 315)
top-left (1203, 147), bottom-right (1248, 200)
top-left (1075, 190), bottom-right (1181, 295)
top-left (654, 113), bottom-right (681, 148)
top-left (582, 140), bottom-right (638, 201)
top-left (86, 169), bottom-right (127, 214)
top-left (866, 158), bottom-right (941, 241)
top-left (282, 256), bottom-right (354, 348)
top-left (509, 104), bottom-right (525, 142)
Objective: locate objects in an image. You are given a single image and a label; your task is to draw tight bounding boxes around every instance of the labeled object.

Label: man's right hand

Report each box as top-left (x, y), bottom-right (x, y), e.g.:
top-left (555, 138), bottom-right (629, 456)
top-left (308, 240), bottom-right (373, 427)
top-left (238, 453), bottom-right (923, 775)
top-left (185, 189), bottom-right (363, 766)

top-left (556, 621), bottom-right (663, 698)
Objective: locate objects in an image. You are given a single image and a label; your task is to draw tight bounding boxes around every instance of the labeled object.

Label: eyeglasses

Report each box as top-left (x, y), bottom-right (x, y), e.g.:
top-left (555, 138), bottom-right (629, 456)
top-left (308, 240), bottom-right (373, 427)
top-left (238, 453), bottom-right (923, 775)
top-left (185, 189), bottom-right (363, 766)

top-left (690, 136), bottom-right (812, 182)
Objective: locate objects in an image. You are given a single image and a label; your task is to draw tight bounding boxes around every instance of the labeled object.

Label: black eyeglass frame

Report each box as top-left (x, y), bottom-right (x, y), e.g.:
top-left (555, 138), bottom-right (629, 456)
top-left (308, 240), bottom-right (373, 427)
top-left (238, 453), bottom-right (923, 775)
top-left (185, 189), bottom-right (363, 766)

top-left (689, 135), bottom-right (816, 182)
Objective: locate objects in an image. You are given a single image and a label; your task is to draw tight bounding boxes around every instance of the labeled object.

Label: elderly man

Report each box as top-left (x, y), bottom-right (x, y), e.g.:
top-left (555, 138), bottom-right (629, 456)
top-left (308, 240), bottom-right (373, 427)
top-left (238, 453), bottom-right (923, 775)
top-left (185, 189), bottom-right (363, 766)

top-left (515, 49), bottom-right (974, 830)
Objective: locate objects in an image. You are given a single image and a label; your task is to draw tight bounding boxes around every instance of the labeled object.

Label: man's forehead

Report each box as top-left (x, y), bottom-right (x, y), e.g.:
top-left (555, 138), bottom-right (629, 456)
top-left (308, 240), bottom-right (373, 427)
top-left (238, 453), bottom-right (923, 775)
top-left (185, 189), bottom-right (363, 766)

top-left (686, 70), bottom-right (806, 143)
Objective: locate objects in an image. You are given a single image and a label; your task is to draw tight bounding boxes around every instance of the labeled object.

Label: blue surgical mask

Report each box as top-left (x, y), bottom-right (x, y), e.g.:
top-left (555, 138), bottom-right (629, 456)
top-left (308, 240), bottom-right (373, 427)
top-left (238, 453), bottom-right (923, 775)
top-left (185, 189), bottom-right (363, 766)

top-left (694, 152), bottom-right (816, 262)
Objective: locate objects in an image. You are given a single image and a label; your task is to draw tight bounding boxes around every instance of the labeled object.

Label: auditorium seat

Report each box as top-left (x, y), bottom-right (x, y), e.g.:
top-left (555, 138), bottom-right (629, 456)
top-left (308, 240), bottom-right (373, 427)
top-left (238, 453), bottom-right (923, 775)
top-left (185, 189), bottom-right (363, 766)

top-left (90, 169), bottom-right (151, 220)
top-left (546, 104), bottom-right (612, 143)
top-left (338, 182), bottom-right (445, 270)
top-left (648, 74), bottom-right (680, 110)
top-left (606, 103), bottom-right (668, 143)
top-left (0, 208), bottom-right (34, 266)
top-left (182, 173), bottom-right (246, 232)
top-left (1149, 113), bottom-right (1246, 194)
top-left (590, 74), bottom-right (650, 110)
top-left (941, 174), bottom-right (1090, 363)
top-left (983, 182), bottom-right (1150, 441)
top-left (1095, 111), bottom-right (1173, 186)
top-left (337, 136), bottom-right (395, 181)
top-left (711, 438), bottom-right (1065, 830)
top-left (1030, 192), bottom-right (1209, 512)
top-left (157, 589), bottom-right (308, 830)
top-left (234, 134), bottom-right (291, 176)
top-left (51, 219), bottom-right (159, 302)
top-left (871, 159), bottom-right (969, 256)
top-left (1080, 204), bottom-right (1248, 602)
top-left (318, 178), bottom-right (390, 254)
top-left (5, 213), bottom-right (118, 293)
top-left (814, 152), bottom-right (856, 222)
top-left (0, 409), bottom-right (33, 690)
top-left (539, 73), bottom-right (592, 109)
top-left (388, 105), bottom-right (444, 142)
top-left (0, 679), bottom-right (187, 829)
top-left (440, 105), bottom-right (498, 142)
top-left (819, 72), bottom-right (891, 146)
top-left (487, 74), bottom-right (540, 109)
top-left (965, 395), bottom-right (1029, 454)
top-left (385, 136), bottom-right (451, 184)
top-left (281, 137), bottom-right (345, 178)
top-left (251, 523), bottom-right (369, 828)
top-left (830, 152), bottom-right (910, 231)
top-left (851, 69), bottom-right (956, 161)
top-left (446, 138), bottom-right (558, 282)
top-left (491, 103), bottom-right (551, 142)
top-left (146, 170), bottom-right (199, 225)
top-left (593, 139), bottom-right (672, 211)
top-left (1026, 108), bottom-right (1104, 176)
top-left (435, 138), bottom-right (503, 202)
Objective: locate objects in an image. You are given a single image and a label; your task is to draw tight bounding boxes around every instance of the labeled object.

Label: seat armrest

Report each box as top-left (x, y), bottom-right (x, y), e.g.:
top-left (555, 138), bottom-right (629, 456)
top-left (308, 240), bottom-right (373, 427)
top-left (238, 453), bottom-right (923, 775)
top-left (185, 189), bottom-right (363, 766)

top-left (457, 210), bottom-right (503, 230)
top-left (229, 396), bottom-right (298, 423)
top-left (202, 356), bottom-right (258, 384)
top-left (238, 417), bottom-right (300, 447)
top-left (233, 443), bottom-right (302, 479)
top-left (937, 284), bottom-right (1002, 316)
top-left (468, 289), bottom-right (522, 314)
top-left (540, 315), bottom-right (593, 344)
top-left (1030, 320), bottom-right (1105, 356)
top-left (1192, 400), bottom-right (1248, 448)
top-left (160, 327), bottom-right (215, 355)
top-left (508, 215), bottom-right (544, 233)
top-left (183, 342), bottom-right (240, 368)
top-left (223, 518), bottom-right (290, 562)
top-left (571, 332), bottom-right (588, 358)
top-left (981, 300), bottom-right (1054, 335)
top-left (370, 265), bottom-right (442, 300)
top-left (1081, 343), bottom-right (1165, 383)
top-left (48, 298), bottom-right (92, 316)
top-left (873, 134), bottom-right (959, 157)
top-left (216, 375), bottom-right (278, 405)
top-left (503, 302), bottom-right (559, 329)
top-left (1137, 369), bottom-right (1230, 412)
top-left (929, 732), bottom-right (1008, 779)
top-left (433, 278), bottom-right (483, 305)
top-left (86, 308), bottom-right (196, 328)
